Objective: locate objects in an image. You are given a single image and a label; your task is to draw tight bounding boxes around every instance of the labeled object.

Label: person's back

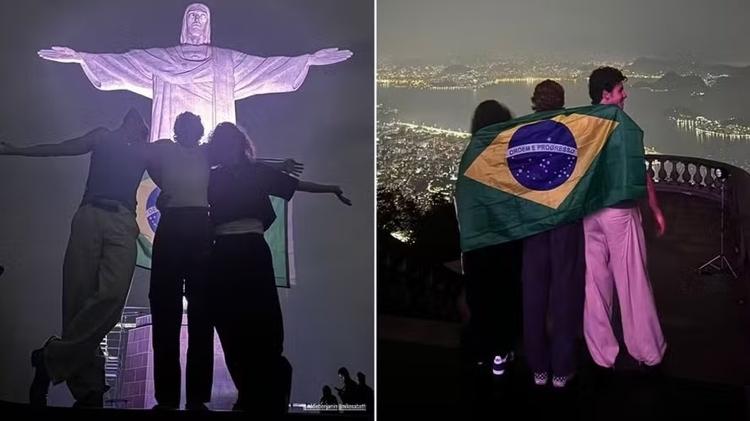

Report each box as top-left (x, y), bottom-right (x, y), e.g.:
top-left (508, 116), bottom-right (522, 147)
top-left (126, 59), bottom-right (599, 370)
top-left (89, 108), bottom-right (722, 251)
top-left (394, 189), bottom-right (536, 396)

top-left (205, 122), bottom-right (349, 415)
top-left (1, 108), bottom-right (149, 408)
top-left (149, 112), bottom-right (210, 210)
top-left (155, 142), bottom-right (209, 207)
top-left (320, 386), bottom-right (339, 406)
top-left (83, 126), bottom-right (148, 211)
top-left (209, 160), bottom-right (293, 231)
top-left (355, 372), bottom-right (373, 412)
top-left (338, 379), bottom-right (358, 404)
top-left (582, 66), bottom-right (666, 370)
top-left (332, 367), bottom-right (357, 405)
top-left (146, 111), bottom-right (214, 411)
top-left (458, 99), bottom-right (522, 381)
top-left (520, 79), bottom-right (585, 389)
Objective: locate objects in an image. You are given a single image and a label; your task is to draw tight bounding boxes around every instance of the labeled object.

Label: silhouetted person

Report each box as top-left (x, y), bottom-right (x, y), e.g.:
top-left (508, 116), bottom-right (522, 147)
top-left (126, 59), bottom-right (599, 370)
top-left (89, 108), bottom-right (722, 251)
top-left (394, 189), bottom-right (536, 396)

top-left (206, 122), bottom-right (350, 415)
top-left (469, 99), bottom-right (512, 136)
top-left (146, 111), bottom-right (215, 410)
top-left (356, 372), bottom-right (373, 412)
top-left (0, 265), bottom-right (4, 278)
top-left (521, 80), bottom-right (584, 389)
top-left (459, 100), bottom-right (523, 377)
top-left (334, 367), bottom-right (358, 404)
top-left (320, 385), bottom-right (339, 406)
top-left (147, 112), bottom-right (301, 411)
top-left (0, 109), bottom-right (149, 408)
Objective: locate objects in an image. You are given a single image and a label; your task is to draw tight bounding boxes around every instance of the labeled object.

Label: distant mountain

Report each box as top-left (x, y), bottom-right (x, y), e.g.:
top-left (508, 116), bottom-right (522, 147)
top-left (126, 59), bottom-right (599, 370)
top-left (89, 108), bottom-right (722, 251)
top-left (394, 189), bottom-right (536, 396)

top-left (633, 71), bottom-right (707, 91)
top-left (627, 57), bottom-right (695, 75)
top-left (627, 57), bottom-right (749, 78)
top-left (656, 72), bottom-right (750, 122)
top-left (713, 73), bottom-right (750, 91)
top-left (706, 74), bottom-right (750, 121)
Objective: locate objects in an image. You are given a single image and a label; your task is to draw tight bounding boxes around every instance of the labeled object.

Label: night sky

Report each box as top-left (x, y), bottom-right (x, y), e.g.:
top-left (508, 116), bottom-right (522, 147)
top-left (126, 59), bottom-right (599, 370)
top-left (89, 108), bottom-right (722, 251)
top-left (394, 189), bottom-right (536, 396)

top-left (379, 0), bottom-right (750, 63)
top-left (0, 0), bottom-right (373, 406)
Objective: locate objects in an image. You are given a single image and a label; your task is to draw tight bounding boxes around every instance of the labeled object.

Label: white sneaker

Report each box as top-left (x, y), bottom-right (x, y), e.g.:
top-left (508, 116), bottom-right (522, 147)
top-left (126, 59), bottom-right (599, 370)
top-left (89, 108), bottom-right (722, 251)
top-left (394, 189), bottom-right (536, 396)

top-left (492, 354), bottom-right (510, 375)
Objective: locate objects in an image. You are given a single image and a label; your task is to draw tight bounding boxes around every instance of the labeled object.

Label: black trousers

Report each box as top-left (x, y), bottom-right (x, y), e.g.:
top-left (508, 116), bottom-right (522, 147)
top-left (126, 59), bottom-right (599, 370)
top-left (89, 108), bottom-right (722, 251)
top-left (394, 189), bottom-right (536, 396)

top-left (521, 220), bottom-right (585, 376)
top-left (462, 240), bottom-right (523, 362)
top-left (149, 208), bottom-right (213, 407)
top-left (210, 233), bottom-right (290, 414)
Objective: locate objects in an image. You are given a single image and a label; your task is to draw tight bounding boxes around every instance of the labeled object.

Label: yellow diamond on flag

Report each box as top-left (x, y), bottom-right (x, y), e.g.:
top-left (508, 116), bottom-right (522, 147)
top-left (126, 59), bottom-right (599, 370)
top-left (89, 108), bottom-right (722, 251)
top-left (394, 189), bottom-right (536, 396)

top-left (464, 113), bottom-right (618, 209)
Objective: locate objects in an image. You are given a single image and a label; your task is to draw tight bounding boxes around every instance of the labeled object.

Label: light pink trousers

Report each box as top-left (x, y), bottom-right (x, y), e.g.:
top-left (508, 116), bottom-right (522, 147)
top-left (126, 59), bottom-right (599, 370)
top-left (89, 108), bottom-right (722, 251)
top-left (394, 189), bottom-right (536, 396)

top-left (583, 206), bottom-right (666, 368)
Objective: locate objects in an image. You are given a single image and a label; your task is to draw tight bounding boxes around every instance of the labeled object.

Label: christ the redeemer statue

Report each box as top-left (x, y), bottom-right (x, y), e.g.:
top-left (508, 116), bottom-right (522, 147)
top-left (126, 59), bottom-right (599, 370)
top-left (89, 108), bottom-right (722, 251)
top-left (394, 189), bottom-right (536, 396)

top-left (38, 2), bottom-right (352, 142)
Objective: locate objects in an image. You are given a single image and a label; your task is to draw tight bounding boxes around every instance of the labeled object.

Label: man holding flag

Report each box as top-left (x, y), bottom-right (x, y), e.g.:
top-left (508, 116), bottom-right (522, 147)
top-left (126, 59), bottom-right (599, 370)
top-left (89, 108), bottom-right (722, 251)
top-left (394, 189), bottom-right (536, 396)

top-left (582, 67), bottom-right (666, 369)
top-left (519, 80), bottom-right (585, 389)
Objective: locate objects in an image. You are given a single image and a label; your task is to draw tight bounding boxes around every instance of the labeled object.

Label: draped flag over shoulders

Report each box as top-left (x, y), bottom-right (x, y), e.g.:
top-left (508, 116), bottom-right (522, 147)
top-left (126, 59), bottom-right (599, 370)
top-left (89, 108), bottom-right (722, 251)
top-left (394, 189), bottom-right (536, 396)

top-left (456, 104), bottom-right (647, 252)
top-left (135, 178), bottom-right (294, 287)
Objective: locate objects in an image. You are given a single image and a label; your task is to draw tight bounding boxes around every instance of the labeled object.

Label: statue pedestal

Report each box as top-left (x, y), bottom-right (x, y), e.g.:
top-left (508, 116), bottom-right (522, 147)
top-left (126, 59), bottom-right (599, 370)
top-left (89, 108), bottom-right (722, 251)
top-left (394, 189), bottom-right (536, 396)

top-left (119, 314), bottom-right (237, 409)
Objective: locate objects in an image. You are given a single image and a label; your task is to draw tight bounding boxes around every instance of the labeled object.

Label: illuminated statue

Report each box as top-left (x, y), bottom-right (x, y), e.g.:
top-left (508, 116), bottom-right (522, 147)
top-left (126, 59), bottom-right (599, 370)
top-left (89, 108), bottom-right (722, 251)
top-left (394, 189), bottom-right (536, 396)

top-left (38, 3), bottom-right (352, 142)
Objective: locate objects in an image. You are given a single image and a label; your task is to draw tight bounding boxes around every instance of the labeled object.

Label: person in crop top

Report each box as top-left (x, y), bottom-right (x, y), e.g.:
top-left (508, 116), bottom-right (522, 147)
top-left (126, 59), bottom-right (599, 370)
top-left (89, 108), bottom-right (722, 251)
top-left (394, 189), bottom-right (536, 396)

top-left (206, 121), bottom-right (350, 414)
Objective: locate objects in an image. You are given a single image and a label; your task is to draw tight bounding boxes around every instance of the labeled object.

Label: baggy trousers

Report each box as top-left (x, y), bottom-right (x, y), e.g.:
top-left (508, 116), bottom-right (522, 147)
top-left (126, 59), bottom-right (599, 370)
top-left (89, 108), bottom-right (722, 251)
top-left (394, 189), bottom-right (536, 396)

top-left (149, 208), bottom-right (213, 407)
top-left (583, 206), bottom-right (666, 368)
top-left (44, 203), bottom-right (139, 401)
top-left (522, 220), bottom-right (585, 377)
top-left (210, 233), bottom-right (289, 414)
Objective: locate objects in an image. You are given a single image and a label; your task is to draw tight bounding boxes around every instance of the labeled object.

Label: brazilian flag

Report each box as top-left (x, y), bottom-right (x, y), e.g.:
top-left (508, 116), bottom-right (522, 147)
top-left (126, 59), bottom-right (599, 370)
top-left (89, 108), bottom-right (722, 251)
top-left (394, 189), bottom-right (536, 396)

top-left (135, 178), bottom-right (293, 287)
top-left (456, 104), bottom-right (646, 252)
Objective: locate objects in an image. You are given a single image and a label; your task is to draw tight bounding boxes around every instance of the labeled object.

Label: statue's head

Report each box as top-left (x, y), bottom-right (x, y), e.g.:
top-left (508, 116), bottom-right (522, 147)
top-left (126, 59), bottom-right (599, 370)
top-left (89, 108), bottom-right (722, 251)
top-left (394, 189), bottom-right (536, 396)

top-left (180, 3), bottom-right (211, 45)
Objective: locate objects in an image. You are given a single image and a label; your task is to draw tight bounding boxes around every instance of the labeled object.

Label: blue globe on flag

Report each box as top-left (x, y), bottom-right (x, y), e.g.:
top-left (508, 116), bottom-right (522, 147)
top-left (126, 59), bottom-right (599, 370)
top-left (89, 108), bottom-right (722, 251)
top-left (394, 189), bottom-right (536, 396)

top-left (506, 120), bottom-right (578, 191)
top-left (146, 187), bottom-right (161, 232)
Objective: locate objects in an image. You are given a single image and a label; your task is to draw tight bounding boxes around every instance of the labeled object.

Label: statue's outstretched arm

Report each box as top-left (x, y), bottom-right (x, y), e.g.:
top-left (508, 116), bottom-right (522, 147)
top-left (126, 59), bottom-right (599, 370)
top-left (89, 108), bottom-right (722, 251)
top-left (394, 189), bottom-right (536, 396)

top-left (39, 45), bottom-right (154, 98)
top-left (38, 46), bottom-right (82, 64)
top-left (309, 48), bottom-right (353, 66)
